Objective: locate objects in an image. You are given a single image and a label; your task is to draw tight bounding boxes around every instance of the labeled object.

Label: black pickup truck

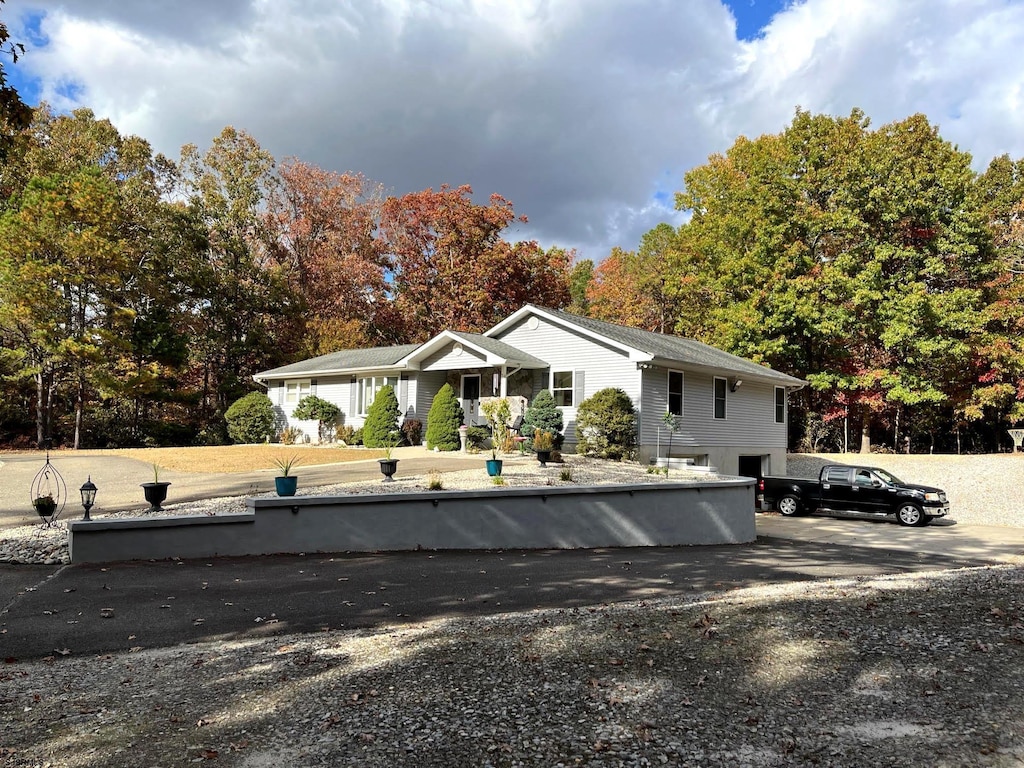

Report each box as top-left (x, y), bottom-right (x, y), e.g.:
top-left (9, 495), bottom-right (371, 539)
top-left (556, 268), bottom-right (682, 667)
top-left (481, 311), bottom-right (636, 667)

top-left (757, 465), bottom-right (950, 526)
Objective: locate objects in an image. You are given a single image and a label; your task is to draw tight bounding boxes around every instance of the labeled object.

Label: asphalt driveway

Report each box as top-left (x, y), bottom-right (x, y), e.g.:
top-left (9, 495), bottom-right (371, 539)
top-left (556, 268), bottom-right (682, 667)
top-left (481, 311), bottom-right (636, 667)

top-left (3, 514), bottom-right (1021, 661)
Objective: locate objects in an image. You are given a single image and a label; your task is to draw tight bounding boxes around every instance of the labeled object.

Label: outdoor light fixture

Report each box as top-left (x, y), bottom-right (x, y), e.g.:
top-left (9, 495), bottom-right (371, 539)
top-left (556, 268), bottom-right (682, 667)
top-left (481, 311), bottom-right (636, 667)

top-left (80, 476), bottom-right (97, 521)
top-left (730, 378), bottom-right (743, 392)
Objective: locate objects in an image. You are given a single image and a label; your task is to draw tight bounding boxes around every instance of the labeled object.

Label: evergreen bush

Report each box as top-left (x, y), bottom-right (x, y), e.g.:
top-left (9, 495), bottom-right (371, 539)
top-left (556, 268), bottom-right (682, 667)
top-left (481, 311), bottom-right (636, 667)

top-left (224, 392), bottom-right (276, 444)
top-left (292, 394), bottom-right (342, 442)
top-left (575, 387), bottom-right (637, 460)
top-left (362, 385), bottom-right (400, 447)
top-left (522, 389), bottom-right (564, 449)
top-left (426, 383), bottom-right (464, 451)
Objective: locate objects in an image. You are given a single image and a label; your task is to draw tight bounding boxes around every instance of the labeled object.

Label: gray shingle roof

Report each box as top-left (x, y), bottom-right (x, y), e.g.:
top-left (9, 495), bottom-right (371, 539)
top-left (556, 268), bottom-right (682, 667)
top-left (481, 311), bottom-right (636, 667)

top-left (447, 332), bottom-right (548, 367)
top-left (539, 307), bottom-right (805, 386)
top-left (256, 344), bottom-right (421, 379)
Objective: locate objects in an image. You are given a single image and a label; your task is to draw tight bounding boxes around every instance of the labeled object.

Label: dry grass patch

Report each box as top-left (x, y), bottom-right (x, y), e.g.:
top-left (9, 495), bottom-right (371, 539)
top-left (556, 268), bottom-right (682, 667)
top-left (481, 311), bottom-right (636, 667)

top-left (110, 445), bottom-right (384, 474)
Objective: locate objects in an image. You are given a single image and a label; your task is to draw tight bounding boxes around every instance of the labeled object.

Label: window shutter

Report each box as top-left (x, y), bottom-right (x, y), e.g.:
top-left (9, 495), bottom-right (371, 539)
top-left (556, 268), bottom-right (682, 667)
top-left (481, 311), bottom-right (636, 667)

top-left (349, 376), bottom-right (358, 417)
top-left (399, 374), bottom-right (409, 414)
top-left (573, 370), bottom-right (585, 407)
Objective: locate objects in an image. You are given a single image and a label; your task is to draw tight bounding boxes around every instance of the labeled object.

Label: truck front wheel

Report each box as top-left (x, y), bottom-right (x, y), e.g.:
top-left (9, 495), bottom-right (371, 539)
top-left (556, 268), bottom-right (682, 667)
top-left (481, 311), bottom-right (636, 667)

top-left (896, 503), bottom-right (927, 527)
top-left (777, 495), bottom-right (802, 517)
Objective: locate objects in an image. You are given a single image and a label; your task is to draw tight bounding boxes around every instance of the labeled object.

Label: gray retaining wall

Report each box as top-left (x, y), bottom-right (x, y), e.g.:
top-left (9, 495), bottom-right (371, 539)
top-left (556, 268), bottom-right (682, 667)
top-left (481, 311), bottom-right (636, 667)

top-left (68, 480), bottom-right (755, 563)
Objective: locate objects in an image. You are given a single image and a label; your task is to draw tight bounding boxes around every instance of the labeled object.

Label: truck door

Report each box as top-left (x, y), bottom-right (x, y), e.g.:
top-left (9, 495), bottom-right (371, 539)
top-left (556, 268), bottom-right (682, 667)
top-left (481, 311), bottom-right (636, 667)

top-left (854, 469), bottom-right (891, 515)
top-left (820, 466), bottom-right (857, 511)
top-left (848, 468), bottom-right (879, 513)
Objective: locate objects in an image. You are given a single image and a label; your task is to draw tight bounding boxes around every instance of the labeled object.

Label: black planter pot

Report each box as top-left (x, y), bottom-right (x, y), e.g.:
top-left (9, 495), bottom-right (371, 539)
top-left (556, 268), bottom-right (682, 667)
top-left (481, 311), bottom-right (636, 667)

top-left (535, 450), bottom-right (552, 467)
top-left (379, 458), bottom-right (399, 482)
top-left (141, 481), bottom-right (171, 512)
top-left (486, 458), bottom-right (503, 477)
top-left (275, 476), bottom-right (298, 497)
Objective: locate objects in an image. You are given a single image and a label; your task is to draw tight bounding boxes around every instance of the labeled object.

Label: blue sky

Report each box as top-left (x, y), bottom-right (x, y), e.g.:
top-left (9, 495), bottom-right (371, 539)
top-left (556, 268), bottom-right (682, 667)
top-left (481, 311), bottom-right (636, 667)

top-left (6, 0), bottom-right (1024, 260)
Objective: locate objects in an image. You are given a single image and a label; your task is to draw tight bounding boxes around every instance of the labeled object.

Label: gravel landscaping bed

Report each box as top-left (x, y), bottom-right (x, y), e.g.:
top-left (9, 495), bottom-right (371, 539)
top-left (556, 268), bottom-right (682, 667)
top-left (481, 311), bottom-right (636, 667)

top-left (2, 564), bottom-right (1022, 766)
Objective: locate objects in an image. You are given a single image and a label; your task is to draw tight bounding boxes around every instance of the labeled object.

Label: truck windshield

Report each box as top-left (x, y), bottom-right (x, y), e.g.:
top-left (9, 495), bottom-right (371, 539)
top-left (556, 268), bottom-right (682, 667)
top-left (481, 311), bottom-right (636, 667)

top-left (873, 469), bottom-right (903, 485)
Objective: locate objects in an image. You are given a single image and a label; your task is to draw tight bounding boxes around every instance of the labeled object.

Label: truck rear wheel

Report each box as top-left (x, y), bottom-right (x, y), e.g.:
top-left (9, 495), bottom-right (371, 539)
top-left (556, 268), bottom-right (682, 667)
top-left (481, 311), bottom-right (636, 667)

top-left (896, 503), bottom-right (926, 527)
top-left (777, 495), bottom-right (802, 517)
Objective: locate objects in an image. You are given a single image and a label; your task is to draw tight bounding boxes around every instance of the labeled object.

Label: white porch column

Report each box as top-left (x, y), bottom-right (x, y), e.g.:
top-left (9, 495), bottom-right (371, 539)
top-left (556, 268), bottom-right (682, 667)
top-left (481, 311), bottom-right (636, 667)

top-left (500, 365), bottom-right (508, 397)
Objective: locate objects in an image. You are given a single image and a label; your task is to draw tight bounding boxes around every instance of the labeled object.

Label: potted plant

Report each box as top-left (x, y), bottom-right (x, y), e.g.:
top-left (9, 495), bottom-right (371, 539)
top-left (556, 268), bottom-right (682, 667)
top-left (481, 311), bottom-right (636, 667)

top-left (33, 493), bottom-right (57, 518)
top-left (533, 429), bottom-right (554, 467)
top-left (273, 454), bottom-right (301, 496)
top-left (378, 441), bottom-right (399, 482)
top-left (141, 463), bottom-right (171, 512)
top-left (486, 446), bottom-right (503, 477)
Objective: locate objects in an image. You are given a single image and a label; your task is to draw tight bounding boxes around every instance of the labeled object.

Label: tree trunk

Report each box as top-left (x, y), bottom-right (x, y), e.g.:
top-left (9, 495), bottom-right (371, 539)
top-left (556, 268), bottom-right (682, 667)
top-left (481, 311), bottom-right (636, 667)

top-left (860, 418), bottom-right (871, 454)
top-left (35, 370), bottom-right (46, 447)
top-left (73, 373), bottom-right (84, 450)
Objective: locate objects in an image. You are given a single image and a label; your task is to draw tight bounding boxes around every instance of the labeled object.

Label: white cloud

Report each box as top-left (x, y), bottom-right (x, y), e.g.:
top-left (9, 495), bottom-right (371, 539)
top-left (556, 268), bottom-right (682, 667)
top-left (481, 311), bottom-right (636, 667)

top-left (12, 0), bottom-right (1024, 260)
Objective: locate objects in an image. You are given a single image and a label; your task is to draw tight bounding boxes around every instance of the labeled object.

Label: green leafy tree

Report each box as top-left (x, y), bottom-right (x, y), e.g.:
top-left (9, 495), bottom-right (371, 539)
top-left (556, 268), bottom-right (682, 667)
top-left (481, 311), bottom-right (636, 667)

top-left (426, 383), bottom-right (463, 450)
top-left (575, 388), bottom-right (637, 460)
top-left (672, 108), bottom-right (994, 452)
top-left (521, 389), bottom-right (564, 449)
top-left (292, 394), bottom-right (342, 442)
top-left (362, 384), bottom-right (400, 447)
top-left (224, 392), bottom-right (275, 444)
top-left (179, 127), bottom-right (298, 426)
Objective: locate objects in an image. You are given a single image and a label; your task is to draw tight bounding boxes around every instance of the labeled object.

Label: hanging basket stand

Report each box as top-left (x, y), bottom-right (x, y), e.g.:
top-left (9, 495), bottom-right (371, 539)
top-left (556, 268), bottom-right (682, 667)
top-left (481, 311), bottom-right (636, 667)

top-left (30, 450), bottom-right (67, 527)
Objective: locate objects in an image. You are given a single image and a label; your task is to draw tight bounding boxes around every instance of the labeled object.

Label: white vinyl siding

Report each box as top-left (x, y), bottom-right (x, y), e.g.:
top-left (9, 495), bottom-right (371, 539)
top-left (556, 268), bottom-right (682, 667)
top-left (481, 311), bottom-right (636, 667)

top-left (639, 369), bottom-right (787, 449)
top-left (494, 316), bottom-right (641, 444)
top-left (420, 343), bottom-right (487, 371)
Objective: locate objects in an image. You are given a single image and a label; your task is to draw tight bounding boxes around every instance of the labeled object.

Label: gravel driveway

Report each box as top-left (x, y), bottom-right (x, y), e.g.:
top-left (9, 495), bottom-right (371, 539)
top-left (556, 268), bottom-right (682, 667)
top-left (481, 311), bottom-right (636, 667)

top-left (2, 452), bottom-right (1023, 766)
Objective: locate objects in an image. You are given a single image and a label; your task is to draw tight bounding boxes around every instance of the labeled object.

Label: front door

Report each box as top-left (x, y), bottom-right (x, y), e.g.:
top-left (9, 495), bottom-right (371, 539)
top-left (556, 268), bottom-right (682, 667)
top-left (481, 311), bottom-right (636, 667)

top-left (461, 374), bottom-right (481, 426)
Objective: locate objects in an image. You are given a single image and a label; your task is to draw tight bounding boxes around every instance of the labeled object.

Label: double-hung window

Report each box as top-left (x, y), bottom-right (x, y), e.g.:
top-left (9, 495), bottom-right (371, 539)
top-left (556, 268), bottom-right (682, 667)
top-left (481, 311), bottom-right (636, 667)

top-left (285, 380), bottom-right (310, 405)
top-left (358, 375), bottom-right (398, 415)
top-left (713, 377), bottom-right (727, 420)
top-left (667, 370), bottom-right (684, 417)
top-left (551, 371), bottom-right (574, 407)
top-left (775, 387), bottom-right (786, 424)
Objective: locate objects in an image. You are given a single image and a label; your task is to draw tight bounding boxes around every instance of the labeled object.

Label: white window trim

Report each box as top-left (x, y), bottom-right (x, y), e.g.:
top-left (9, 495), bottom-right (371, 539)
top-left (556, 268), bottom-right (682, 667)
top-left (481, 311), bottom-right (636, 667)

top-left (285, 379), bottom-right (311, 406)
top-left (775, 386), bottom-right (786, 424)
top-left (713, 376), bottom-right (727, 420)
top-left (357, 375), bottom-right (399, 416)
top-left (551, 370), bottom-right (574, 407)
top-left (667, 369), bottom-right (684, 417)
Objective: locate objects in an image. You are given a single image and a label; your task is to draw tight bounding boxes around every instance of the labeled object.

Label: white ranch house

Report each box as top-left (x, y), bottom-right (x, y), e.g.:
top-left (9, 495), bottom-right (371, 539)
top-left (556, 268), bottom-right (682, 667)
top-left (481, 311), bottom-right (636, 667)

top-left (253, 305), bottom-right (805, 476)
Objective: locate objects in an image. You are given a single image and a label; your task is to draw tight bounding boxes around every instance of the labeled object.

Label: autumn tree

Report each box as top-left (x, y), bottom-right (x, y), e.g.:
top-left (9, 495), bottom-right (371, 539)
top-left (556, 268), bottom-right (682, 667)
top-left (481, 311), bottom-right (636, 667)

top-left (380, 185), bottom-right (571, 341)
top-left (0, 0), bottom-right (31, 160)
top-left (264, 160), bottom-right (395, 354)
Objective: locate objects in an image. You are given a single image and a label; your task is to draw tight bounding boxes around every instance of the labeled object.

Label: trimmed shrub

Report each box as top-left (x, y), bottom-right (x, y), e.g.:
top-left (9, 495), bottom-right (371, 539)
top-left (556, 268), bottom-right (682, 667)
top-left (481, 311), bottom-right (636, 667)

top-left (466, 425), bottom-right (490, 450)
top-left (292, 394), bottom-right (342, 442)
top-left (522, 389), bottom-right (564, 449)
top-left (401, 418), bottom-right (423, 446)
top-left (426, 383), bottom-right (464, 450)
top-left (350, 427), bottom-right (364, 445)
top-left (362, 385), bottom-right (400, 447)
top-left (575, 387), bottom-right (637, 460)
top-left (224, 392), bottom-right (276, 444)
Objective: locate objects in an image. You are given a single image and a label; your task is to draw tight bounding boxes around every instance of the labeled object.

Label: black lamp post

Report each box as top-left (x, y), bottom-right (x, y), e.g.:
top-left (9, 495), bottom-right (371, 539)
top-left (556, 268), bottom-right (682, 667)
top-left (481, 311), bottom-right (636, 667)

top-left (80, 476), bottom-right (97, 521)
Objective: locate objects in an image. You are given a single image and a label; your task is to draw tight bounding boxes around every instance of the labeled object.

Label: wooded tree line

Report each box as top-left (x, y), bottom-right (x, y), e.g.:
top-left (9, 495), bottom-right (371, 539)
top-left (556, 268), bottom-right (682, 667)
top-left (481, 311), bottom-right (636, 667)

top-left (577, 109), bottom-right (1024, 454)
top-left (0, 108), bottom-right (572, 448)
top-left (1, 104), bottom-right (1022, 453)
